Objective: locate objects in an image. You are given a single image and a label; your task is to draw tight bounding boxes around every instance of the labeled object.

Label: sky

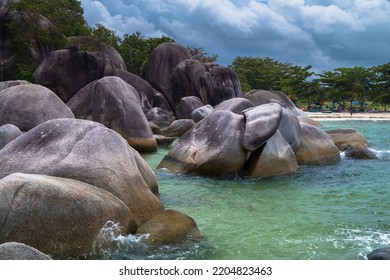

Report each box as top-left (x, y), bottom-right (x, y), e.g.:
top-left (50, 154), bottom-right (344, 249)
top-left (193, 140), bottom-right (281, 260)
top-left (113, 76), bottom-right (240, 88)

top-left (80, 0), bottom-right (390, 74)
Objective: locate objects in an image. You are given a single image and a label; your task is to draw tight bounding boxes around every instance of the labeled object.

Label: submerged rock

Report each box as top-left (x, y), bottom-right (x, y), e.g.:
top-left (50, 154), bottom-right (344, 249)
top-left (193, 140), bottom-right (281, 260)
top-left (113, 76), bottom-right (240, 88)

top-left (0, 242), bottom-right (52, 260)
top-left (344, 143), bottom-right (379, 160)
top-left (0, 173), bottom-right (135, 258)
top-left (136, 209), bottom-right (204, 245)
top-left (325, 128), bottom-right (369, 150)
top-left (367, 248), bottom-right (390, 260)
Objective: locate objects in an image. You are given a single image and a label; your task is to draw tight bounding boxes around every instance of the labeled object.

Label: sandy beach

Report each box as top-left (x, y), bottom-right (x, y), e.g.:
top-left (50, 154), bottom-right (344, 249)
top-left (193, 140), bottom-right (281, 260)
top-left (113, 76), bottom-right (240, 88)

top-left (306, 111), bottom-right (390, 119)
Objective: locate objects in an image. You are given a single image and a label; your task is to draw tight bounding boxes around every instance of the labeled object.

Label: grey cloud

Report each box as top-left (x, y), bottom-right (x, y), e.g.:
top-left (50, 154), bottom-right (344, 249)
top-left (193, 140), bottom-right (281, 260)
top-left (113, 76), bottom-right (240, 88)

top-left (81, 0), bottom-right (390, 72)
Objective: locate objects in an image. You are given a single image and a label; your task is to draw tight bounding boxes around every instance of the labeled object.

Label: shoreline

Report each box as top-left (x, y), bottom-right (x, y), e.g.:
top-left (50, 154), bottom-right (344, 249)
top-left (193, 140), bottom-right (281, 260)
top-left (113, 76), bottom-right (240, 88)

top-left (305, 111), bottom-right (390, 120)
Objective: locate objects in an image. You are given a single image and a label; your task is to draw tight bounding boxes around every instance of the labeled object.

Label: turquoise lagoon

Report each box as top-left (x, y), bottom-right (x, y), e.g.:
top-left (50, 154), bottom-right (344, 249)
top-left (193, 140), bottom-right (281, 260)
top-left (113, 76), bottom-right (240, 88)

top-left (101, 119), bottom-right (390, 260)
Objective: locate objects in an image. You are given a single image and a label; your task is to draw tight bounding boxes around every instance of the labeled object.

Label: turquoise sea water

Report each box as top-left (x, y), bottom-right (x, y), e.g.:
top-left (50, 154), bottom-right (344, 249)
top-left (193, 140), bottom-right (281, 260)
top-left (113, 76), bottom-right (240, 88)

top-left (100, 119), bottom-right (390, 260)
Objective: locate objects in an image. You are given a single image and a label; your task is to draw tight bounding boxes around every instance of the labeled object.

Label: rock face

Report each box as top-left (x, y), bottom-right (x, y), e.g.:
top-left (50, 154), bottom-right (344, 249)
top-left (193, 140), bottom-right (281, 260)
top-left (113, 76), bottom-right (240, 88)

top-left (295, 123), bottom-right (341, 165)
top-left (199, 63), bottom-right (242, 106)
top-left (170, 59), bottom-right (242, 110)
top-left (0, 123), bottom-right (22, 149)
top-left (0, 118), bottom-right (163, 225)
top-left (114, 69), bottom-right (155, 113)
top-left (67, 36), bottom-right (126, 71)
top-left (146, 107), bottom-right (172, 128)
top-left (242, 103), bottom-right (282, 151)
top-left (145, 42), bottom-right (191, 110)
top-left (246, 130), bottom-right (299, 178)
top-left (158, 110), bottom-right (247, 178)
top-left (0, 242), bottom-right (52, 260)
top-left (136, 209), bottom-right (204, 245)
top-left (0, 173), bottom-right (135, 258)
top-left (67, 76), bottom-right (157, 152)
top-left (279, 108), bottom-right (302, 152)
top-left (0, 84), bottom-right (74, 131)
top-left (34, 49), bottom-right (116, 102)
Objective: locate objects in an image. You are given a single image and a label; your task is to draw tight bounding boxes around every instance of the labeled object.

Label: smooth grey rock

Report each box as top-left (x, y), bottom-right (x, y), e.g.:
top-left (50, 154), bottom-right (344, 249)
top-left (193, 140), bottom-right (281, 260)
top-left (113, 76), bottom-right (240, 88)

top-left (279, 108), bottom-right (302, 152)
top-left (0, 84), bottom-right (74, 131)
top-left (246, 130), bottom-right (299, 178)
top-left (0, 118), bottom-right (163, 225)
top-left (175, 96), bottom-right (204, 119)
top-left (161, 119), bottom-right (195, 137)
top-left (242, 103), bottom-right (283, 151)
top-left (158, 110), bottom-right (247, 179)
top-left (367, 248), bottom-right (390, 260)
top-left (295, 123), bottom-right (341, 165)
top-left (214, 97), bottom-right (254, 115)
top-left (191, 104), bottom-right (214, 122)
top-left (67, 76), bottom-right (157, 153)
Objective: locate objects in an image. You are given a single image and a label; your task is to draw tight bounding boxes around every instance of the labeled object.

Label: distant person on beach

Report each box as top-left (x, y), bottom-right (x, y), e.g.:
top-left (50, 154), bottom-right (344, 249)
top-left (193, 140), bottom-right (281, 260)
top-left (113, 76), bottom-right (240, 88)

top-left (349, 107), bottom-right (353, 116)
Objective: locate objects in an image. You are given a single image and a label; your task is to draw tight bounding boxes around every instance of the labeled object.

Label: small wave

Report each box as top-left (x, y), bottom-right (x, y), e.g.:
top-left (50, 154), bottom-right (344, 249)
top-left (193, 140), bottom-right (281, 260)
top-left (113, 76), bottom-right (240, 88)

top-left (369, 148), bottom-right (390, 159)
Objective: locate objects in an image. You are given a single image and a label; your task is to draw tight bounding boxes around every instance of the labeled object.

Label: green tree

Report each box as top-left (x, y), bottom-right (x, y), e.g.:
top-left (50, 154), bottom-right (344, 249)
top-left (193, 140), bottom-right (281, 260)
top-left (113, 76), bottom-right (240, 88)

top-left (371, 63), bottom-right (390, 111)
top-left (118, 32), bottom-right (174, 77)
top-left (280, 65), bottom-right (314, 102)
top-left (90, 23), bottom-right (121, 50)
top-left (7, 0), bottom-right (90, 37)
top-left (187, 46), bottom-right (218, 63)
top-left (319, 67), bottom-right (372, 109)
top-left (229, 56), bottom-right (286, 91)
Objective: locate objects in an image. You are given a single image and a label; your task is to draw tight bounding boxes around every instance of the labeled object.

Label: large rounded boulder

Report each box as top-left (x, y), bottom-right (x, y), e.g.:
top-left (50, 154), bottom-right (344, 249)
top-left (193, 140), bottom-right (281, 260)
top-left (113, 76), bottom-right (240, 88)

top-left (0, 173), bottom-right (135, 258)
top-left (67, 76), bottom-right (157, 153)
top-left (0, 118), bottom-right (163, 225)
top-left (175, 96), bottom-right (204, 119)
top-left (145, 42), bottom-right (191, 108)
top-left (0, 84), bottom-right (74, 131)
top-left (295, 123), bottom-right (341, 165)
top-left (114, 69), bottom-right (155, 112)
top-left (158, 110), bottom-right (247, 179)
top-left (34, 49), bottom-right (116, 102)
top-left (325, 128), bottom-right (369, 150)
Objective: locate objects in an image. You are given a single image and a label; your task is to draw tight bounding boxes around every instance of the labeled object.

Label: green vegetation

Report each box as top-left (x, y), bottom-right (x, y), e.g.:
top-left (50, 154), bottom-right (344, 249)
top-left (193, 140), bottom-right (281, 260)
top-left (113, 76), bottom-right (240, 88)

top-left (4, 0), bottom-right (390, 110)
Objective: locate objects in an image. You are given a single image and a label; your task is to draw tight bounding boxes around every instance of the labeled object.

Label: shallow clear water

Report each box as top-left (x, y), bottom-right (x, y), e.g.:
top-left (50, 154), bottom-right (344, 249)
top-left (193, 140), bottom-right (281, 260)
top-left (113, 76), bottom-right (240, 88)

top-left (103, 119), bottom-right (390, 260)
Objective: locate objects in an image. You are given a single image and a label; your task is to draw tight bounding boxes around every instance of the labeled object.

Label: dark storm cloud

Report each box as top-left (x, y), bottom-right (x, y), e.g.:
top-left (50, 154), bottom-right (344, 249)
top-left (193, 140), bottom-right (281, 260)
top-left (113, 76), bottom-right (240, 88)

top-left (80, 0), bottom-right (390, 73)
